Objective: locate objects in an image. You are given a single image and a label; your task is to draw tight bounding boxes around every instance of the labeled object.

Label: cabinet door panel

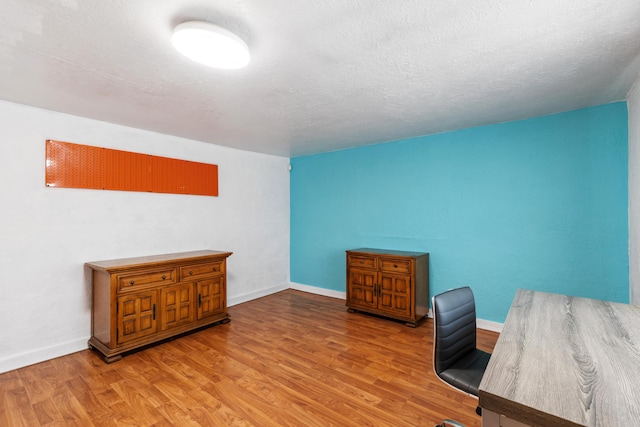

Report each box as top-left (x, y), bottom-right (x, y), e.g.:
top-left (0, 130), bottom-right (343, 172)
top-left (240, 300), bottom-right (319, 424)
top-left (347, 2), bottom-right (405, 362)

top-left (378, 273), bottom-right (412, 317)
top-left (347, 268), bottom-right (377, 309)
top-left (117, 291), bottom-right (158, 344)
top-left (161, 283), bottom-right (195, 330)
top-left (197, 277), bottom-right (225, 320)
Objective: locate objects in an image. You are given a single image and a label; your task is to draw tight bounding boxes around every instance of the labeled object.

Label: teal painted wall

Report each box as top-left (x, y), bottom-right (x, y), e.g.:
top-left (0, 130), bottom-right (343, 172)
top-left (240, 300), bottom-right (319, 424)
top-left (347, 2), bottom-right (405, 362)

top-left (290, 103), bottom-right (629, 323)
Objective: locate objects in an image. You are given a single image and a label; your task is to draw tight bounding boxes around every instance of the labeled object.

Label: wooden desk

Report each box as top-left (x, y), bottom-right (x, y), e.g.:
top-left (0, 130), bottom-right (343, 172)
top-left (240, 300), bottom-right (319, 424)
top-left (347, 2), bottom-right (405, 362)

top-left (478, 289), bottom-right (640, 427)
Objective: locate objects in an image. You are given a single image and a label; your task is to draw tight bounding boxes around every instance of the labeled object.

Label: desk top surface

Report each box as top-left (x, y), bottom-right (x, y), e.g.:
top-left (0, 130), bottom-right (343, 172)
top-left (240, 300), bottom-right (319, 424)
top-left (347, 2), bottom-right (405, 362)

top-left (479, 289), bottom-right (640, 427)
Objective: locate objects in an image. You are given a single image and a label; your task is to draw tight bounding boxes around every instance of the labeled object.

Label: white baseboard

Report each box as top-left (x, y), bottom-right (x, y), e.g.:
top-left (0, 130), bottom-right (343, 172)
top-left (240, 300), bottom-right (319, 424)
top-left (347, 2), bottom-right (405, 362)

top-left (288, 282), bottom-right (504, 333)
top-left (0, 338), bottom-right (88, 374)
top-left (289, 282), bottom-right (346, 300)
top-left (477, 319), bottom-right (503, 333)
top-left (227, 282), bottom-right (291, 307)
top-left (0, 283), bottom-right (291, 374)
top-left (1, 282), bottom-right (502, 374)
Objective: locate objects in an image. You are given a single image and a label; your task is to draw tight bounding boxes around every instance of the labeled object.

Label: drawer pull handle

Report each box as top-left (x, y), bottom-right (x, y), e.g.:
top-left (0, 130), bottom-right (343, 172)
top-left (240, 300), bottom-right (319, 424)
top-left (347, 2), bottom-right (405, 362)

top-left (394, 264), bottom-right (397, 268)
top-left (162, 275), bottom-right (166, 280)
top-left (130, 280), bottom-right (135, 285)
top-left (189, 271), bottom-right (193, 275)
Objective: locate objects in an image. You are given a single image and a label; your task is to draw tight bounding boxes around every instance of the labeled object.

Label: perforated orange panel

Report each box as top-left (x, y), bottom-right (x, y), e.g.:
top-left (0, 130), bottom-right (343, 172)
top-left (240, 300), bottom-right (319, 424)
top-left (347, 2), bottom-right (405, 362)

top-left (45, 140), bottom-right (218, 196)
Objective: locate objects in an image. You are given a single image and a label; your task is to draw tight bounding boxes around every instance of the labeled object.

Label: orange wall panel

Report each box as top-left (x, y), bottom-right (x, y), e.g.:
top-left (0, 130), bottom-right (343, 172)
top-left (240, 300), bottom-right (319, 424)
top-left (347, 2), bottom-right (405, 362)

top-left (103, 148), bottom-right (149, 192)
top-left (45, 140), bottom-right (218, 196)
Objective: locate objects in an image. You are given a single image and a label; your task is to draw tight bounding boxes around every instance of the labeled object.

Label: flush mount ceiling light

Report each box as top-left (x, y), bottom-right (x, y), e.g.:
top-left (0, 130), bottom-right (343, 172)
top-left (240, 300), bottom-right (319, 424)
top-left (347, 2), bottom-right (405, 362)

top-left (172, 21), bottom-right (250, 69)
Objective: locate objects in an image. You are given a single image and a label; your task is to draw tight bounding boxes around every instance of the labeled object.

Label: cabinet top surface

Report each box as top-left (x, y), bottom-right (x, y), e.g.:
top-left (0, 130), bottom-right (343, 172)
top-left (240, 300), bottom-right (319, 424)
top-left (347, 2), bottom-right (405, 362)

top-left (346, 248), bottom-right (428, 257)
top-left (86, 250), bottom-right (233, 271)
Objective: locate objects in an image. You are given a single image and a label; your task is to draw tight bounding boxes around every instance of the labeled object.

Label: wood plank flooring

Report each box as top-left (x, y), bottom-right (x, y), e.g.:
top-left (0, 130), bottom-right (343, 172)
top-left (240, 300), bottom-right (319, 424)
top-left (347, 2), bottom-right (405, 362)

top-left (0, 290), bottom-right (498, 426)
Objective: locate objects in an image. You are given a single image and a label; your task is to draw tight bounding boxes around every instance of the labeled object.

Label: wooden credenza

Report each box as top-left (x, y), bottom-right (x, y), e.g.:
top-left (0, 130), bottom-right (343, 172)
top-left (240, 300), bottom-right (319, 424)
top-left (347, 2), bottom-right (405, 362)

top-left (346, 248), bottom-right (429, 327)
top-left (86, 250), bottom-right (232, 362)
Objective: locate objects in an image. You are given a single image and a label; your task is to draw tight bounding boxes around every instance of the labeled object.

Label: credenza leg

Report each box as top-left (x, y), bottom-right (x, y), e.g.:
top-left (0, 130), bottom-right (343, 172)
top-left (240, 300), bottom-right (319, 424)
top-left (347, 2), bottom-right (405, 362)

top-left (103, 354), bottom-right (123, 364)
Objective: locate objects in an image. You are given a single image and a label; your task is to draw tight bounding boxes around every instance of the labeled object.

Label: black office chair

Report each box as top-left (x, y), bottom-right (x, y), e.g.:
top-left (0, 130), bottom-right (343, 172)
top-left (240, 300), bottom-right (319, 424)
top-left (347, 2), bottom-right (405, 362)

top-left (432, 287), bottom-right (491, 426)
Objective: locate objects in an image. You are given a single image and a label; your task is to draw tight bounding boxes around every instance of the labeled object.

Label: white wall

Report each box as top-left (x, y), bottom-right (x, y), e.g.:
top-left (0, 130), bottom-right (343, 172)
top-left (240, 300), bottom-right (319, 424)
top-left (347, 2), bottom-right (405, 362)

top-left (629, 75), bottom-right (640, 305)
top-left (0, 100), bottom-right (290, 373)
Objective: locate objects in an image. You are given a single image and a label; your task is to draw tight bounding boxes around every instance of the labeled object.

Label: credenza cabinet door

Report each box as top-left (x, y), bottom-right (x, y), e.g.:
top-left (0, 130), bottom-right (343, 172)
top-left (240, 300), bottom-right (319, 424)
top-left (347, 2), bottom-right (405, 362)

top-left (197, 276), bottom-right (226, 320)
top-left (161, 283), bottom-right (195, 331)
top-left (378, 272), bottom-right (412, 318)
top-left (117, 291), bottom-right (158, 344)
top-left (347, 268), bottom-right (378, 310)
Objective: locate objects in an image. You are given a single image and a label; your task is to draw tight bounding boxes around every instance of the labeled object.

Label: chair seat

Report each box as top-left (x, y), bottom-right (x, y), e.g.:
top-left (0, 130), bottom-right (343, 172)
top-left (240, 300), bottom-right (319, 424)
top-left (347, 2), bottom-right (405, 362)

top-left (438, 348), bottom-right (491, 396)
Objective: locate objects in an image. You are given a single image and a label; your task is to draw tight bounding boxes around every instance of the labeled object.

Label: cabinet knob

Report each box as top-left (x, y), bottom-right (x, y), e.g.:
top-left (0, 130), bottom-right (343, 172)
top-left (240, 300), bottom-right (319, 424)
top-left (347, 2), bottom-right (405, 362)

top-left (394, 264), bottom-right (397, 268)
top-left (162, 275), bottom-right (166, 280)
top-left (189, 271), bottom-right (193, 275)
top-left (130, 280), bottom-right (135, 285)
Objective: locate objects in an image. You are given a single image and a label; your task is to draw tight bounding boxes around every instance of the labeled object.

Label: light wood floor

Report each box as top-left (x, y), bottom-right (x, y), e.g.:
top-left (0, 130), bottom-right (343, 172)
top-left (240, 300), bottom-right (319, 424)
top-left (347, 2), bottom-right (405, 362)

top-left (0, 290), bottom-right (498, 426)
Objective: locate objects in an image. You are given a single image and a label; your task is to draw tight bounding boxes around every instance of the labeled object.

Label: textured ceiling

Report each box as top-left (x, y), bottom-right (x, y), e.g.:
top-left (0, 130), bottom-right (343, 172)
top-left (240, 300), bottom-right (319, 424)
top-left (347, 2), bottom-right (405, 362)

top-left (1, 0), bottom-right (640, 157)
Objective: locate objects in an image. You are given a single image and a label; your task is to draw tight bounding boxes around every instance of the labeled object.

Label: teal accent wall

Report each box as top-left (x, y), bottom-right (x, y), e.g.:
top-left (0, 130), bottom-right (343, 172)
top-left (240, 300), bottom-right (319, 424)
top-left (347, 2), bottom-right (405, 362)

top-left (290, 103), bottom-right (629, 323)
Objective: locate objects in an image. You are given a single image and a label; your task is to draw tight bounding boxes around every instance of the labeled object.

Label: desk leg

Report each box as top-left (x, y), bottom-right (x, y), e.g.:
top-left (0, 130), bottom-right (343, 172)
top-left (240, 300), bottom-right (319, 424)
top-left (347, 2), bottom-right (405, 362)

top-left (483, 409), bottom-right (531, 427)
top-left (482, 409), bottom-right (500, 427)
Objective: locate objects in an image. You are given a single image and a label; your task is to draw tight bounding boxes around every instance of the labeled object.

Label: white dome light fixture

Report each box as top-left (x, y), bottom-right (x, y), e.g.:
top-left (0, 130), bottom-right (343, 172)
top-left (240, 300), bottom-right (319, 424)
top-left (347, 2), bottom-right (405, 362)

top-left (172, 21), bottom-right (250, 69)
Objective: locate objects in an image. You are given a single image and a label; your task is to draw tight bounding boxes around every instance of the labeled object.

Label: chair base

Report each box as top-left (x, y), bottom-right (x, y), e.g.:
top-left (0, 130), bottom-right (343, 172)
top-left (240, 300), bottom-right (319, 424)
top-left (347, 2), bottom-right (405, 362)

top-left (435, 419), bottom-right (466, 427)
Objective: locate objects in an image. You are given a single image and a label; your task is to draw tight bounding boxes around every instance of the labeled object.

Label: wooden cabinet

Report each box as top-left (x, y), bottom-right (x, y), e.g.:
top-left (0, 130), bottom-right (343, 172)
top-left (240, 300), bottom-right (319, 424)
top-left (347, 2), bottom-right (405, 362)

top-left (86, 250), bottom-right (232, 362)
top-left (346, 248), bottom-right (429, 327)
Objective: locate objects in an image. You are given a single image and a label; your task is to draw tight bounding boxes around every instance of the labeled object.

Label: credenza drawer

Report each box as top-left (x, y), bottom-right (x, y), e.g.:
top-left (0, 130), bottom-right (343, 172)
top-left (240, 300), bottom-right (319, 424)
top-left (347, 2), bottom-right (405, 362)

top-left (180, 260), bottom-right (225, 280)
top-left (348, 255), bottom-right (377, 269)
top-left (117, 268), bottom-right (177, 292)
top-left (379, 258), bottom-right (412, 274)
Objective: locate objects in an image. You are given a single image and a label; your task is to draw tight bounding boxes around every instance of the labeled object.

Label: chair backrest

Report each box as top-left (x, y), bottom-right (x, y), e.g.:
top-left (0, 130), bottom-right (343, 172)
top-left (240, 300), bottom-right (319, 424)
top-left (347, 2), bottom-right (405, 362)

top-left (432, 286), bottom-right (478, 375)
